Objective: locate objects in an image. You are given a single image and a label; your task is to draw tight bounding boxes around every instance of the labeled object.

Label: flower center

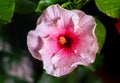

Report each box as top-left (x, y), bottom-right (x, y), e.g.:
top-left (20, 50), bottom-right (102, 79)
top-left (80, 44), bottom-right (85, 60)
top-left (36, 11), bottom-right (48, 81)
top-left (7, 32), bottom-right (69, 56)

top-left (59, 37), bottom-right (67, 45)
top-left (59, 36), bottom-right (72, 48)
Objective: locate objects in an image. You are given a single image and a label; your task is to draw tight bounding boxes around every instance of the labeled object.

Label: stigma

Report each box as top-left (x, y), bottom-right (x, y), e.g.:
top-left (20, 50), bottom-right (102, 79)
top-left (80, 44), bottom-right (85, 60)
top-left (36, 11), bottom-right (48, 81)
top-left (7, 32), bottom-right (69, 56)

top-left (59, 36), bottom-right (67, 45)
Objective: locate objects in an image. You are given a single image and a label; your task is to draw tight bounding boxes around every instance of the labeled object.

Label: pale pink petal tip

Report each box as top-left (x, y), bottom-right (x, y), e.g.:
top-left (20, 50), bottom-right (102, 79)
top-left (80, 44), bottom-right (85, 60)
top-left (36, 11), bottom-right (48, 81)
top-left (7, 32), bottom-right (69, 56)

top-left (27, 4), bottom-right (98, 77)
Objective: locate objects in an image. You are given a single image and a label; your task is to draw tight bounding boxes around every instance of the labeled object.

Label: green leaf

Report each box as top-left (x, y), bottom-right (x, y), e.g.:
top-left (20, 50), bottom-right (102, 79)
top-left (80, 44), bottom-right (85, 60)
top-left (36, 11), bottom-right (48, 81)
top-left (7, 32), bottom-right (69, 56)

top-left (95, 18), bottom-right (106, 54)
top-left (15, 0), bottom-right (37, 14)
top-left (95, 0), bottom-right (120, 18)
top-left (35, 0), bottom-right (67, 12)
top-left (35, 0), bottom-right (53, 12)
top-left (0, 0), bottom-right (15, 22)
top-left (73, 0), bottom-right (90, 9)
top-left (61, 2), bottom-right (71, 8)
top-left (61, 0), bottom-right (90, 10)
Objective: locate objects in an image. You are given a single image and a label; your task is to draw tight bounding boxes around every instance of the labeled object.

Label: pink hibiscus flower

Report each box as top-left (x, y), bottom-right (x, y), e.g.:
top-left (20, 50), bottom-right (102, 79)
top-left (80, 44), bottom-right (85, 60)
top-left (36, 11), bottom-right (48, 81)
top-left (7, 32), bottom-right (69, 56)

top-left (27, 4), bottom-right (98, 77)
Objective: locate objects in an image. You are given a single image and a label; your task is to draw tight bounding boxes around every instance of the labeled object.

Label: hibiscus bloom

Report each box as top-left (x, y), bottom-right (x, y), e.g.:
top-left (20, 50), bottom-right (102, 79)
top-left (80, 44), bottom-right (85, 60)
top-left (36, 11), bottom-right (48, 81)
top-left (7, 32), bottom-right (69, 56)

top-left (27, 4), bottom-right (98, 77)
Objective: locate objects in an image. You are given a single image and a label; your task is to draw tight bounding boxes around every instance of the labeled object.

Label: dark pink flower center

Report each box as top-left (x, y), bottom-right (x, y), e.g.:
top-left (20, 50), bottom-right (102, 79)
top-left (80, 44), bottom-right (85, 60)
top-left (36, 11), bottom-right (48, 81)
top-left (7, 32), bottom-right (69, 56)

top-left (57, 30), bottom-right (79, 50)
top-left (59, 35), bottom-right (73, 48)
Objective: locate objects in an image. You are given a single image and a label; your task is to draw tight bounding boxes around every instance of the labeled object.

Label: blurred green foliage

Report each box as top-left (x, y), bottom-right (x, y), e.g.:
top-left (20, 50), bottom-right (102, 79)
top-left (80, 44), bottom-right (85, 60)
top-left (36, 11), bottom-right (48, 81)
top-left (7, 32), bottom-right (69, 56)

top-left (14, 0), bottom-right (37, 14)
top-left (0, 0), bottom-right (15, 23)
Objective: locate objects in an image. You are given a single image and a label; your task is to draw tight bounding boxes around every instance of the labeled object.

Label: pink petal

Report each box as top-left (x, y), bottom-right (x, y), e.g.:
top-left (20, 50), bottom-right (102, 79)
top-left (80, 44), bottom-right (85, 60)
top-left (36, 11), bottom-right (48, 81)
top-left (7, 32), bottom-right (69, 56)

top-left (51, 66), bottom-right (76, 77)
top-left (41, 48), bottom-right (76, 77)
top-left (70, 10), bottom-right (98, 64)
top-left (37, 4), bottom-right (79, 31)
top-left (51, 49), bottom-right (78, 68)
top-left (72, 10), bottom-right (96, 34)
top-left (27, 21), bottom-right (61, 60)
top-left (27, 21), bottom-right (54, 60)
top-left (38, 36), bottom-right (61, 75)
top-left (34, 22), bottom-right (51, 38)
top-left (27, 31), bottom-right (42, 60)
top-left (51, 49), bottom-right (77, 77)
top-left (74, 29), bottom-right (98, 64)
top-left (27, 21), bottom-right (52, 60)
top-left (38, 46), bottom-right (54, 74)
top-left (49, 49), bottom-right (88, 77)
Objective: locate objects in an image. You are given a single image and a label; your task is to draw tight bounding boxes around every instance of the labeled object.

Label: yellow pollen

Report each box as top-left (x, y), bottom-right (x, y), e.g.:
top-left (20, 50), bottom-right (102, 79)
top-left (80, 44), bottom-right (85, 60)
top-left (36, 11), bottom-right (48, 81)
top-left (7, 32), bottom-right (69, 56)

top-left (59, 37), bottom-right (67, 45)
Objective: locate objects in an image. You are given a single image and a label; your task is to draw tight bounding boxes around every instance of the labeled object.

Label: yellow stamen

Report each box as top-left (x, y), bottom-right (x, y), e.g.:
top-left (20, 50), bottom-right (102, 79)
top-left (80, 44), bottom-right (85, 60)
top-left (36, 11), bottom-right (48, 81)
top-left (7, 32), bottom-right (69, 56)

top-left (59, 36), bottom-right (67, 45)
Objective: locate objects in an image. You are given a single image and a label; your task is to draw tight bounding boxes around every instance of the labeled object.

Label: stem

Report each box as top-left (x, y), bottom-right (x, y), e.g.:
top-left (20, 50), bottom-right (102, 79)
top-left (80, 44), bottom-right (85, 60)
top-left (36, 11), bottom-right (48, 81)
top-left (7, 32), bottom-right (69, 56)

top-left (61, 2), bottom-right (71, 8)
top-left (74, 0), bottom-right (82, 4)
